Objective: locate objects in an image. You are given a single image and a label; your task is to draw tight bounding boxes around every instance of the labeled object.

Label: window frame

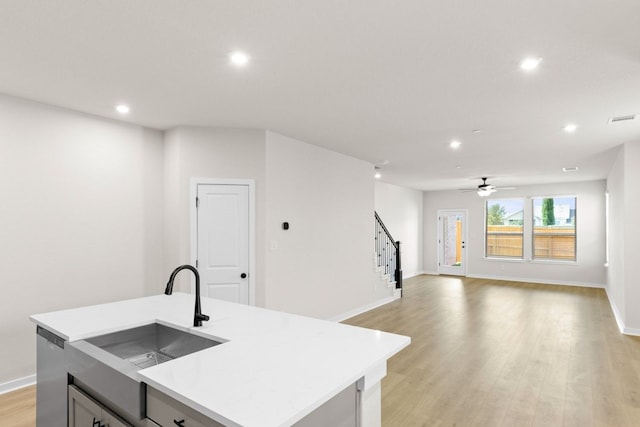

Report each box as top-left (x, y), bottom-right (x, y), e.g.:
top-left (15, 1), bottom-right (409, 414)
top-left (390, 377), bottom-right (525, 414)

top-left (531, 195), bottom-right (577, 262)
top-left (484, 198), bottom-right (525, 259)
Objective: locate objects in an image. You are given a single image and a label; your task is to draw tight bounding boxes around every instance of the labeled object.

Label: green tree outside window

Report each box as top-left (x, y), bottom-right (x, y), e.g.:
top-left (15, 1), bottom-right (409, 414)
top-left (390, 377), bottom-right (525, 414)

top-left (542, 198), bottom-right (555, 225)
top-left (487, 204), bottom-right (506, 225)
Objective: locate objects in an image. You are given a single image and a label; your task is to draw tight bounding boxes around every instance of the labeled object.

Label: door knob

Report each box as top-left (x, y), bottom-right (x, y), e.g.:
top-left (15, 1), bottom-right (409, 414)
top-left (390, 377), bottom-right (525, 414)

top-left (240, 273), bottom-right (247, 279)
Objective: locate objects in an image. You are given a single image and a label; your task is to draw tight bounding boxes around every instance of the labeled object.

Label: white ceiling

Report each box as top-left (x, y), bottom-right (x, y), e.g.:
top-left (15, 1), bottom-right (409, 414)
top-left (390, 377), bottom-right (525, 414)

top-left (2, 0), bottom-right (639, 191)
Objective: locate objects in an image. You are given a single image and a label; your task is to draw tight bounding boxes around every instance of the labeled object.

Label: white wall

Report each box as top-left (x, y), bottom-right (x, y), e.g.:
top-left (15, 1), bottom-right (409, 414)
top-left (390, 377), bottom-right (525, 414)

top-left (374, 181), bottom-right (423, 278)
top-left (606, 146), bottom-right (626, 326)
top-left (163, 126), bottom-right (267, 305)
top-left (1, 106), bottom-right (396, 388)
top-left (163, 128), bottom-right (393, 320)
top-left (423, 180), bottom-right (607, 287)
top-left (622, 142), bottom-right (640, 331)
top-left (0, 94), bottom-right (164, 385)
top-left (607, 141), bottom-right (640, 333)
top-left (265, 131), bottom-right (392, 319)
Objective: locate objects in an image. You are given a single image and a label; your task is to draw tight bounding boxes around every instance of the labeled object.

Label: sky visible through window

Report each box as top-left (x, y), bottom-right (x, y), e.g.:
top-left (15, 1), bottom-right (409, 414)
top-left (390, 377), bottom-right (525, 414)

top-left (489, 197), bottom-right (576, 214)
top-left (532, 197), bottom-right (576, 209)
top-left (487, 199), bottom-right (521, 215)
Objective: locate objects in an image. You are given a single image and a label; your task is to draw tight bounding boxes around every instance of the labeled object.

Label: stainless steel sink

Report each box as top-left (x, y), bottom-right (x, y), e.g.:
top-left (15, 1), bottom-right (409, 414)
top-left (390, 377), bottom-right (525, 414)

top-left (85, 322), bottom-right (220, 369)
top-left (65, 322), bottom-right (223, 421)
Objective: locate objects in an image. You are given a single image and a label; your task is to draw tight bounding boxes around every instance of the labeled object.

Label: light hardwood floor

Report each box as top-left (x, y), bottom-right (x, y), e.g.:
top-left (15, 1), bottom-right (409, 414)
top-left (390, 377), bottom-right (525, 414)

top-left (0, 384), bottom-right (35, 427)
top-left (3, 275), bottom-right (640, 426)
top-left (343, 275), bottom-right (640, 426)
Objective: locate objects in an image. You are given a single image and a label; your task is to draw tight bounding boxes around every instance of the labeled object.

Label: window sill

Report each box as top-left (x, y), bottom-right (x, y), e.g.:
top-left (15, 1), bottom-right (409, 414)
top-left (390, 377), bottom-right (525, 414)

top-left (530, 259), bottom-right (577, 266)
top-left (484, 257), bottom-right (525, 263)
top-left (484, 257), bottom-right (578, 266)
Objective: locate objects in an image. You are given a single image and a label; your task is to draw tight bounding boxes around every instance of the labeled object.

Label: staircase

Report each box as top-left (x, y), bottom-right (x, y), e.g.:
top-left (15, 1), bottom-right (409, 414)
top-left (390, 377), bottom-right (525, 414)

top-left (374, 212), bottom-right (403, 297)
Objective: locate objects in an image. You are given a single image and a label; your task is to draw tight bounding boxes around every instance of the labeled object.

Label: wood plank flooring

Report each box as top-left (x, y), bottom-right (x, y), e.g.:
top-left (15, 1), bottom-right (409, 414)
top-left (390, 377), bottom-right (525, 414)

top-left (343, 275), bottom-right (640, 426)
top-left (2, 275), bottom-right (639, 426)
top-left (0, 385), bottom-right (35, 427)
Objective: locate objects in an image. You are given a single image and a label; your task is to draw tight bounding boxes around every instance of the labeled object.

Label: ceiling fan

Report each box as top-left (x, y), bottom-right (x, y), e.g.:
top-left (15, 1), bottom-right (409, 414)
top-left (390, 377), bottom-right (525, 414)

top-left (460, 177), bottom-right (516, 197)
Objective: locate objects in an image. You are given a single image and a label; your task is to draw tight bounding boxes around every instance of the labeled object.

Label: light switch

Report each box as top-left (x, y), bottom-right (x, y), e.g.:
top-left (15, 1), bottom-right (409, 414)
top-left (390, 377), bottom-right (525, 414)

top-left (269, 239), bottom-right (278, 251)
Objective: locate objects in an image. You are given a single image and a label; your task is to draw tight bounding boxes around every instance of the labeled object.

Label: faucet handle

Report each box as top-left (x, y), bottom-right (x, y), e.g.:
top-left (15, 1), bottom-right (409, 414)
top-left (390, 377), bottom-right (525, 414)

top-left (194, 312), bottom-right (210, 327)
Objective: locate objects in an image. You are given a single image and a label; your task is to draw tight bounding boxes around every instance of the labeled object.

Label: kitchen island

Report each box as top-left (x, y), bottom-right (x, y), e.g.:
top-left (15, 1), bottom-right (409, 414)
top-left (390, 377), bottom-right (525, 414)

top-left (31, 292), bottom-right (410, 427)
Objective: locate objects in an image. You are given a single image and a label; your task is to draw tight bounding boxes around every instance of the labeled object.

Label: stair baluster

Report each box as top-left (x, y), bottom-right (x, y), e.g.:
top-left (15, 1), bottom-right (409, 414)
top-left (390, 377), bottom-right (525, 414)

top-left (374, 212), bottom-right (403, 297)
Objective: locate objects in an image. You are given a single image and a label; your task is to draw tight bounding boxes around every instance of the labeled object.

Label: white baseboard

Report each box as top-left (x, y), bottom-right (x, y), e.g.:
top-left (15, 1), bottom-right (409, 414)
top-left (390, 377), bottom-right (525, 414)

top-left (623, 326), bottom-right (640, 336)
top-left (0, 374), bottom-right (36, 395)
top-left (605, 287), bottom-right (626, 334)
top-left (329, 294), bottom-right (400, 323)
top-left (605, 287), bottom-right (640, 336)
top-left (401, 272), bottom-right (425, 279)
top-left (419, 270), bottom-right (438, 276)
top-left (465, 273), bottom-right (605, 289)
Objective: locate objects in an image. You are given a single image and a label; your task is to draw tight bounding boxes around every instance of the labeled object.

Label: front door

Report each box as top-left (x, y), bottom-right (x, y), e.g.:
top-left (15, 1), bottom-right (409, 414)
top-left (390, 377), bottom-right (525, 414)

top-left (196, 184), bottom-right (250, 304)
top-left (438, 210), bottom-right (467, 276)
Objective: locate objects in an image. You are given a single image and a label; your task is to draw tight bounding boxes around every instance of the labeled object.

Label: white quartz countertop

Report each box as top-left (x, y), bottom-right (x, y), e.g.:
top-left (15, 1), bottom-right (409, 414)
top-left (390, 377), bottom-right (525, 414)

top-left (31, 293), bottom-right (410, 427)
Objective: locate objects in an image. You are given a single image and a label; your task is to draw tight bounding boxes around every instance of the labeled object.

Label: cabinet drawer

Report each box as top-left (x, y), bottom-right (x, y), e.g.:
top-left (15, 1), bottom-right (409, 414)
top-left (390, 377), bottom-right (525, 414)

top-left (146, 387), bottom-right (224, 427)
top-left (68, 385), bottom-right (133, 427)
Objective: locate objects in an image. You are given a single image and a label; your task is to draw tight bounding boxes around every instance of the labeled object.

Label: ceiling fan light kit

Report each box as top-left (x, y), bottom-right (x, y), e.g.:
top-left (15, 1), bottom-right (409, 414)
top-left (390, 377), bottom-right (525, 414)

top-left (477, 177), bottom-right (496, 197)
top-left (477, 187), bottom-right (496, 197)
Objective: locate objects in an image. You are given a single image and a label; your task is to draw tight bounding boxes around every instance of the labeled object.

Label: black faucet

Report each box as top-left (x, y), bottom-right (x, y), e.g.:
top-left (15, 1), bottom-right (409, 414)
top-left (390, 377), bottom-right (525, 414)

top-left (164, 265), bottom-right (210, 327)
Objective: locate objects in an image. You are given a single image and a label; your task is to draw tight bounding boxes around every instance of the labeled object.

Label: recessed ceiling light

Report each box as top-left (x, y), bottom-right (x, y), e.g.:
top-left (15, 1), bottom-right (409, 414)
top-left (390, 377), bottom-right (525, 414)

top-left (374, 172), bottom-right (381, 179)
top-left (230, 51), bottom-right (250, 66)
top-left (471, 129), bottom-right (482, 134)
top-left (520, 57), bottom-right (542, 71)
top-left (450, 140), bottom-right (461, 149)
top-left (115, 104), bottom-right (130, 114)
top-left (563, 123), bottom-right (578, 133)
top-left (562, 166), bottom-right (579, 172)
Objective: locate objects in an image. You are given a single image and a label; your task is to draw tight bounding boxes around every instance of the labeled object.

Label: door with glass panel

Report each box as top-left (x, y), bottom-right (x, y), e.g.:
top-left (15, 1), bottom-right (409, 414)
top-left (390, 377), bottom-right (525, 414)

top-left (438, 210), bottom-right (467, 276)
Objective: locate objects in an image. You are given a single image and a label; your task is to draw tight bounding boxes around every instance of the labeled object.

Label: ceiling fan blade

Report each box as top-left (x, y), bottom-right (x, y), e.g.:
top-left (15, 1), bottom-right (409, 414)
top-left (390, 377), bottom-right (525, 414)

top-left (459, 178), bottom-right (516, 193)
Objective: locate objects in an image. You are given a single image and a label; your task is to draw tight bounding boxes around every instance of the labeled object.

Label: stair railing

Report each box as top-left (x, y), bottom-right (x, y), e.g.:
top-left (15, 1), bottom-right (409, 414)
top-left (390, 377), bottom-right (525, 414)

top-left (374, 211), bottom-right (403, 296)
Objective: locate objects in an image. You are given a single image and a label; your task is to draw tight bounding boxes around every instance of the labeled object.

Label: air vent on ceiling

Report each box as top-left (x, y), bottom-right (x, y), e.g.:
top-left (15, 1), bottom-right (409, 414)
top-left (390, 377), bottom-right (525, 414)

top-left (608, 114), bottom-right (637, 124)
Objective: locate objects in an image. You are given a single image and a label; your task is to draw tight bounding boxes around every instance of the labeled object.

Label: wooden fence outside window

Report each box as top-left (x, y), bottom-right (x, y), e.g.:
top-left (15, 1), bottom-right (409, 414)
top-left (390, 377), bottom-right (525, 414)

top-left (486, 225), bottom-right (575, 260)
top-left (533, 226), bottom-right (576, 260)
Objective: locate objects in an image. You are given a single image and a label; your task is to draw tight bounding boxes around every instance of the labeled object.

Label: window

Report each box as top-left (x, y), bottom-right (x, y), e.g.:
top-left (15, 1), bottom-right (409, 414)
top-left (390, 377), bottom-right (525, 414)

top-left (485, 199), bottom-right (524, 258)
top-left (532, 196), bottom-right (576, 261)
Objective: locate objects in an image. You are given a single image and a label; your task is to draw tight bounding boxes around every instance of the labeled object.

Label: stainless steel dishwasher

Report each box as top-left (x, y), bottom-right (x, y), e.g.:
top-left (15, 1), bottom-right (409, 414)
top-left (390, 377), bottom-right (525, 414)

top-left (36, 325), bottom-right (67, 427)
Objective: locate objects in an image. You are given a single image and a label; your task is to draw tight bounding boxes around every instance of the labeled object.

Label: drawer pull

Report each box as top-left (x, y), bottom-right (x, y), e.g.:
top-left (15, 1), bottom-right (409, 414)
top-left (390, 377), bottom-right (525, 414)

top-left (174, 419), bottom-right (186, 426)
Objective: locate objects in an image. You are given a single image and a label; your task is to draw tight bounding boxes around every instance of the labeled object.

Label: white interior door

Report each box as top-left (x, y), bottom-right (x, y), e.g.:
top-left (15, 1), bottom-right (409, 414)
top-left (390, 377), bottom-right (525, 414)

top-left (197, 184), bottom-right (250, 304)
top-left (438, 210), bottom-right (467, 276)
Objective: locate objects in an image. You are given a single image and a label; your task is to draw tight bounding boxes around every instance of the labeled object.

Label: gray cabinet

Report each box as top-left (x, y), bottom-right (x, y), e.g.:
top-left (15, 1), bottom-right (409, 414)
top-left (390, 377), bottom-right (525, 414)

top-left (146, 383), bottom-right (357, 427)
top-left (146, 387), bottom-right (224, 427)
top-left (68, 385), bottom-right (131, 427)
top-left (293, 383), bottom-right (358, 427)
top-left (36, 327), bottom-right (68, 427)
